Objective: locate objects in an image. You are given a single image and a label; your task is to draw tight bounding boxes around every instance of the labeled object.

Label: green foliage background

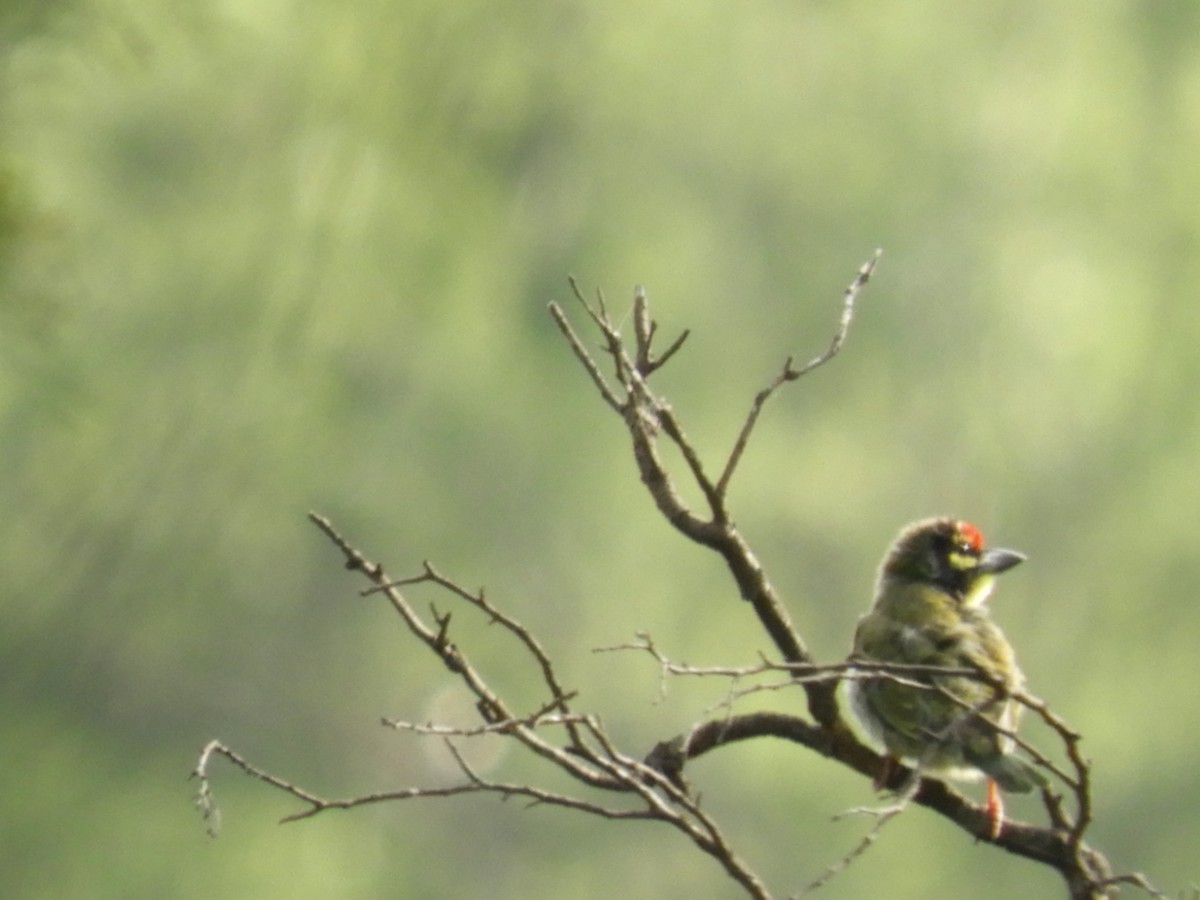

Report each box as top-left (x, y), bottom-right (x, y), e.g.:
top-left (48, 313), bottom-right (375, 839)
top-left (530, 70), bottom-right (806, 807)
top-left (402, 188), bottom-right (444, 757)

top-left (3, 1), bottom-right (1197, 897)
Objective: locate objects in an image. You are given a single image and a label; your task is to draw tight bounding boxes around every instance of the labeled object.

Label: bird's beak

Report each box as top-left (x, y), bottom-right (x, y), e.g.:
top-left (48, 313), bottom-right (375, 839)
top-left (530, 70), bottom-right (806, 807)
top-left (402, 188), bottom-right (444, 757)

top-left (978, 547), bottom-right (1026, 574)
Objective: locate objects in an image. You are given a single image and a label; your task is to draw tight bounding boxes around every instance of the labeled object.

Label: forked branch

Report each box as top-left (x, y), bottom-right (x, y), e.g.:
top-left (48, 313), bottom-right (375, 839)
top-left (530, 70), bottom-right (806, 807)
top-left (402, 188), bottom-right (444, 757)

top-left (194, 520), bottom-right (772, 899)
top-left (194, 259), bottom-right (1163, 900)
top-left (548, 257), bottom-right (886, 731)
top-left (718, 248), bottom-right (880, 496)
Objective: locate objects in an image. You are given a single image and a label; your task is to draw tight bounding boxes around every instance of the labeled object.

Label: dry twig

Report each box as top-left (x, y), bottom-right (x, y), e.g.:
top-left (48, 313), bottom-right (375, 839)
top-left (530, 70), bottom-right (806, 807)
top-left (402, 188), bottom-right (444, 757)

top-left (194, 257), bottom-right (1163, 900)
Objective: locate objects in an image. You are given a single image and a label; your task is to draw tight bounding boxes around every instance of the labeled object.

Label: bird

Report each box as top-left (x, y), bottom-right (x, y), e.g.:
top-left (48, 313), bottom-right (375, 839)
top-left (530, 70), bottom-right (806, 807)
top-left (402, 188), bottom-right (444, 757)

top-left (844, 517), bottom-right (1047, 838)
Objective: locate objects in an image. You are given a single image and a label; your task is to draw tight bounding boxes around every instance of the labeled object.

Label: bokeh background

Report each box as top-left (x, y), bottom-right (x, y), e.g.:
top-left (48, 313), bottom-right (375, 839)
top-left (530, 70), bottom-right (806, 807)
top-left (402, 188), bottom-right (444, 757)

top-left (3, 1), bottom-right (1197, 897)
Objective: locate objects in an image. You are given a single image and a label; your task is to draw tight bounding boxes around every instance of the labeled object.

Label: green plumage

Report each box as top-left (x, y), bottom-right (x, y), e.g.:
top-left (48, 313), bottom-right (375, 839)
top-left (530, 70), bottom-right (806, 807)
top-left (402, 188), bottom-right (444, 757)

top-left (845, 518), bottom-right (1047, 794)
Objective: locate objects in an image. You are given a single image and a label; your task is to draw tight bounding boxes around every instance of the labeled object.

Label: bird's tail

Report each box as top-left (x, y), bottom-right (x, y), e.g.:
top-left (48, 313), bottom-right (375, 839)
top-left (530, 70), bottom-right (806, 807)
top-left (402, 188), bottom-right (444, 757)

top-left (976, 753), bottom-right (1049, 794)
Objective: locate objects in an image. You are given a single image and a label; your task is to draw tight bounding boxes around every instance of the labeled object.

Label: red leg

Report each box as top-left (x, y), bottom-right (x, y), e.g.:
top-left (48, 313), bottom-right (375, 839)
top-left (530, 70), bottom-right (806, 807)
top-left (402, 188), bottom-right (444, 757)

top-left (984, 779), bottom-right (1005, 839)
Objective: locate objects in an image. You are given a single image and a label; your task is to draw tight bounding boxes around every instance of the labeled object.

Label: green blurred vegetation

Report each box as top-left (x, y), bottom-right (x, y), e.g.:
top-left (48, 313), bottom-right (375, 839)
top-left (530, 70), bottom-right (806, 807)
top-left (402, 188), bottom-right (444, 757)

top-left (3, 1), bottom-right (1198, 897)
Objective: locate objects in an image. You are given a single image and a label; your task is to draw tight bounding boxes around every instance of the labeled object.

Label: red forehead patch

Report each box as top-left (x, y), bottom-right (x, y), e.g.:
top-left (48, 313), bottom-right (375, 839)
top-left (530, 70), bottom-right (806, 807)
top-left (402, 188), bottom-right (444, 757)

top-left (957, 521), bottom-right (984, 551)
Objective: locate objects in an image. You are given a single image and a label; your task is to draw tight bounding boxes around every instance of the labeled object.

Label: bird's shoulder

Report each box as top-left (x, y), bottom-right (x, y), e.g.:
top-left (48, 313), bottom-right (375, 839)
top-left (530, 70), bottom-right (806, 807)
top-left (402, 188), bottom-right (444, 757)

top-left (858, 579), bottom-right (961, 631)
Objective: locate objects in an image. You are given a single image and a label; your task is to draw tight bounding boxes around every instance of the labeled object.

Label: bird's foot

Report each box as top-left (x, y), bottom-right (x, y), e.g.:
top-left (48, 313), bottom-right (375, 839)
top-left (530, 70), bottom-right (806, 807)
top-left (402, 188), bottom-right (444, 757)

top-left (984, 779), bottom-right (1005, 840)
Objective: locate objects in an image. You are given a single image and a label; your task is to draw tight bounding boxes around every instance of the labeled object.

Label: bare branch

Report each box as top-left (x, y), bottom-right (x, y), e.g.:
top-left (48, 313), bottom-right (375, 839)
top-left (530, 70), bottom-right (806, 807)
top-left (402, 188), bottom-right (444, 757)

top-left (549, 299), bottom-right (622, 412)
top-left (306, 513), bottom-right (621, 790)
top-left (796, 782), bottom-right (918, 896)
top-left (794, 248), bottom-right (881, 376)
top-left (1017, 689), bottom-right (1095, 851)
top-left (382, 714), bottom-right (587, 739)
top-left (301, 518), bottom-right (775, 895)
top-left (552, 263), bottom-right (890, 732)
top-left (630, 284), bottom-right (691, 375)
top-left (633, 283), bottom-right (653, 371)
top-left (654, 328), bottom-right (691, 370)
top-left (717, 249), bottom-right (881, 496)
top-left (371, 562), bottom-right (583, 745)
top-left (604, 632), bottom-right (1136, 896)
top-left (196, 265), bottom-right (1160, 900)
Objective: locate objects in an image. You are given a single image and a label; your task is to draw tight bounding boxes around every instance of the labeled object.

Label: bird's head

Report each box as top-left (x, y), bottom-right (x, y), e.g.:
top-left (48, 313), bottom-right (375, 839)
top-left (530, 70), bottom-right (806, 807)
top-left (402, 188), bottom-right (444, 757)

top-left (879, 517), bottom-right (1025, 607)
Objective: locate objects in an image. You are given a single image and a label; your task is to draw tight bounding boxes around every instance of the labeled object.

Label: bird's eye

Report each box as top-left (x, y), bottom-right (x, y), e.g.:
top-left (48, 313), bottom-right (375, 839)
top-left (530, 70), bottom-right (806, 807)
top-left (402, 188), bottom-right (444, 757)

top-left (955, 541), bottom-right (975, 556)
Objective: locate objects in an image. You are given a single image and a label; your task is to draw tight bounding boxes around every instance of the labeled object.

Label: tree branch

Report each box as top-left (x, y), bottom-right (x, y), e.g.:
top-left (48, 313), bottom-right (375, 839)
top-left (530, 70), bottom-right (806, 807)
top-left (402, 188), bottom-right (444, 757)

top-left (717, 248), bottom-right (881, 496)
top-left (614, 637), bottom-right (1156, 898)
top-left (196, 525), bottom-right (774, 898)
top-left (194, 261), bottom-right (1164, 900)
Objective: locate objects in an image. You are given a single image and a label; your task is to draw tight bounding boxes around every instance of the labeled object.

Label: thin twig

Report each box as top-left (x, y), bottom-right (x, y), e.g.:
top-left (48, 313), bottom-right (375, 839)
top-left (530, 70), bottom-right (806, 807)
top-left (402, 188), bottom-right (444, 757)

top-left (382, 711), bottom-right (586, 738)
top-left (1017, 689), bottom-right (1093, 849)
top-left (717, 249), bottom-right (881, 496)
top-left (308, 513), bottom-right (619, 791)
top-left (797, 789), bottom-right (915, 896)
top-left (793, 249), bottom-right (881, 377)
top-left (549, 300), bottom-right (622, 412)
